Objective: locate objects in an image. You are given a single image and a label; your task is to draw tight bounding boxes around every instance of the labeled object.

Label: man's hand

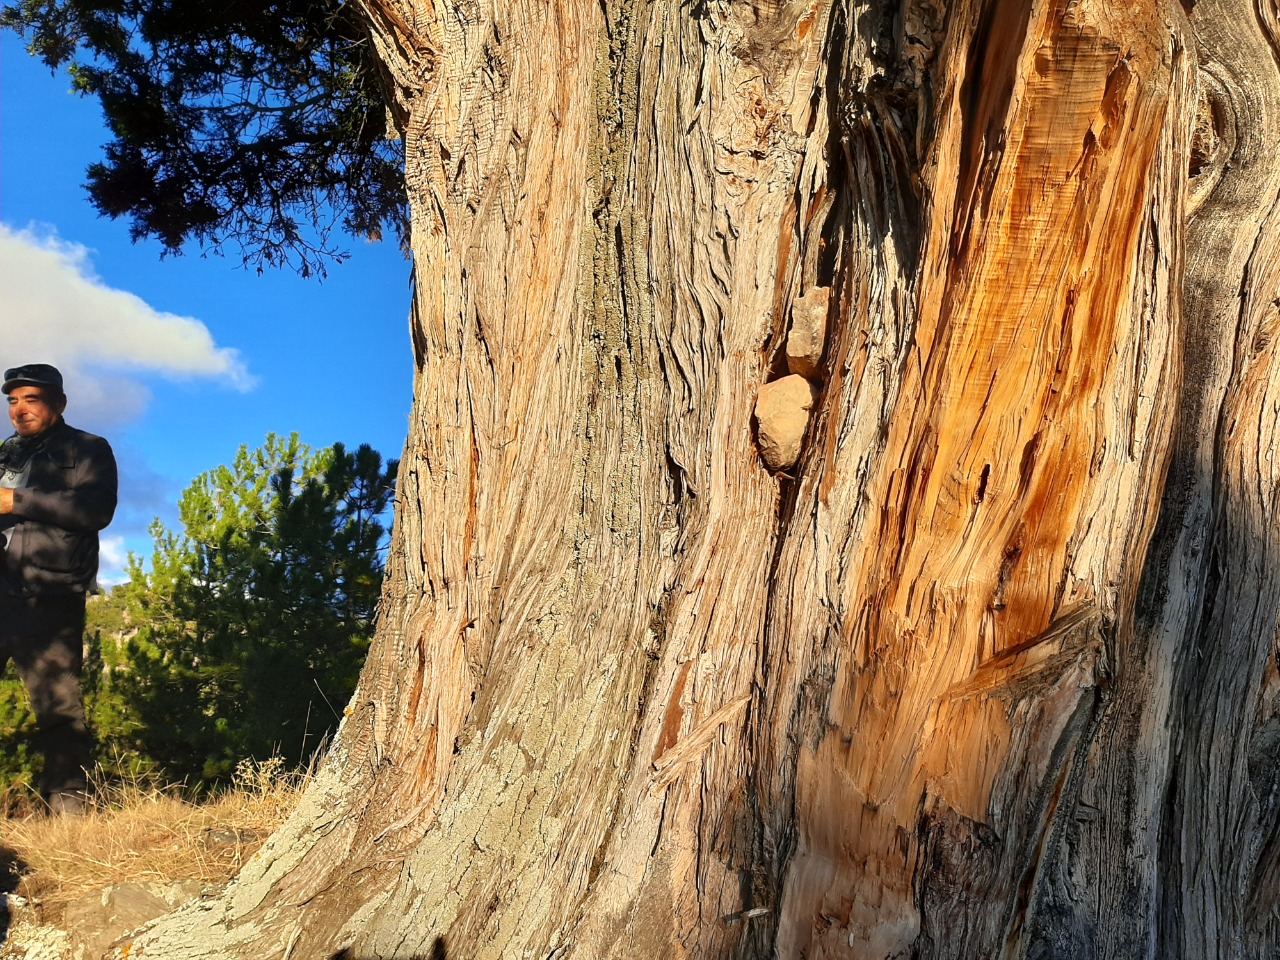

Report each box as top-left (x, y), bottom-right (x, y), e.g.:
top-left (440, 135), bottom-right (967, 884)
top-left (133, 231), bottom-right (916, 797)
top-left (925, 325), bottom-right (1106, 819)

top-left (0, 489), bottom-right (12, 514)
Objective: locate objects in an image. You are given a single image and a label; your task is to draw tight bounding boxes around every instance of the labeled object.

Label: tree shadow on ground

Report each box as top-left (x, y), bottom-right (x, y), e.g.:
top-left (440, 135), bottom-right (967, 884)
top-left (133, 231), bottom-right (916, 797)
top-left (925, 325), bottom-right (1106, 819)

top-left (0, 843), bottom-right (28, 945)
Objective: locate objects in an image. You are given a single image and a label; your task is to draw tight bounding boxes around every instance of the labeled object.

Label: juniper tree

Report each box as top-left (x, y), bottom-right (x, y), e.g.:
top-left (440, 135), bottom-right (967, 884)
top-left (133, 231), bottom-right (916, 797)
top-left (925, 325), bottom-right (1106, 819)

top-left (2, 0), bottom-right (406, 275)
top-left (10, 0), bottom-right (1280, 956)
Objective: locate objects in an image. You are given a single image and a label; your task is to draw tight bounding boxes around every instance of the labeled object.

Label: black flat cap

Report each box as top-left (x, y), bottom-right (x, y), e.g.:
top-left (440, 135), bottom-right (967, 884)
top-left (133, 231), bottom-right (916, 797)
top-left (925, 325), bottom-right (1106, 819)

top-left (2, 364), bottom-right (64, 395)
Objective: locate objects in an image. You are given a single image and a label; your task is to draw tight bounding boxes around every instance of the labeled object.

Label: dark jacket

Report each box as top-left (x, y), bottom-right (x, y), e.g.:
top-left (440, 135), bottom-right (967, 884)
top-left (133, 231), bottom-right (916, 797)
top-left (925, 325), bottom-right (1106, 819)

top-left (1, 421), bottom-right (118, 596)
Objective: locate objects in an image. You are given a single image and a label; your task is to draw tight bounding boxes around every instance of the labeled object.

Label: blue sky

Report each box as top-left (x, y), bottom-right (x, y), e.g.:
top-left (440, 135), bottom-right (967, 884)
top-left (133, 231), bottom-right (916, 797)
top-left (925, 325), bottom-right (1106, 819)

top-left (0, 33), bottom-right (416, 582)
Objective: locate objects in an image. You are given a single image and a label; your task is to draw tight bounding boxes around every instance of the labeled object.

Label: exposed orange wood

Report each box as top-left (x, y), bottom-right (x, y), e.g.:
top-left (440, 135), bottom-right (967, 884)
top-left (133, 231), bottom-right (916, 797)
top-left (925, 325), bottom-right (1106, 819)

top-left (777, 0), bottom-right (1184, 953)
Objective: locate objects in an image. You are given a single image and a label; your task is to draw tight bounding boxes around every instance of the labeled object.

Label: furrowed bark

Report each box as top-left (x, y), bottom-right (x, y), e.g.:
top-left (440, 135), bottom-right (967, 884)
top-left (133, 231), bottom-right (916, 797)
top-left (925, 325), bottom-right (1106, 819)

top-left (1152, 1), bottom-right (1280, 956)
top-left (123, 0), bottom-right (1280, 956)
top-left (132, 0), bottom-right (808, 952)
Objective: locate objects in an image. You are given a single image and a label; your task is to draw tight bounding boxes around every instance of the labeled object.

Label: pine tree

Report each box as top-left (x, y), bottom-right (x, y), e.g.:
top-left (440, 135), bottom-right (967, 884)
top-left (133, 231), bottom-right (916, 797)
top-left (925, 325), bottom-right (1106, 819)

top-left (109, 435), bottom-right (396, 783)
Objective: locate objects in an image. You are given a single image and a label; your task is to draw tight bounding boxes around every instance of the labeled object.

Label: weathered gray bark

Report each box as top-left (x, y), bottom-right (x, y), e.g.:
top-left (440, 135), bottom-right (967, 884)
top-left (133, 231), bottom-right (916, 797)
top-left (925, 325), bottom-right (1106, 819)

top-left (122, 0), bottom-right (1280, 957)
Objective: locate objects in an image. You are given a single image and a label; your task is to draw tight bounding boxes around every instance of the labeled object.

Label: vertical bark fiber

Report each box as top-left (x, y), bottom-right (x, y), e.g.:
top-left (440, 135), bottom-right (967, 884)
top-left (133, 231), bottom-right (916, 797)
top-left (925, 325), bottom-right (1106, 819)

top-left (124, 0), bottom-right (1280, 957)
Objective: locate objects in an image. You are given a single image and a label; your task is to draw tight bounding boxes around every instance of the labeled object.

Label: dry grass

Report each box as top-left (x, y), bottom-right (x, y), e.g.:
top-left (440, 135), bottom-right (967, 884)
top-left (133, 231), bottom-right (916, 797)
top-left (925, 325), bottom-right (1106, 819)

top-left (1, 757), bottom-right (306, 915)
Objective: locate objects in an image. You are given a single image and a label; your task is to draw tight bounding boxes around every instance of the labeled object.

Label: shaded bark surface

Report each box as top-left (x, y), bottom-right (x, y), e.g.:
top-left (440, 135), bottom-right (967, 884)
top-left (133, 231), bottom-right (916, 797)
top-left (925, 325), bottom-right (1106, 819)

top-left (124, 0), bottom-right (1280, 957)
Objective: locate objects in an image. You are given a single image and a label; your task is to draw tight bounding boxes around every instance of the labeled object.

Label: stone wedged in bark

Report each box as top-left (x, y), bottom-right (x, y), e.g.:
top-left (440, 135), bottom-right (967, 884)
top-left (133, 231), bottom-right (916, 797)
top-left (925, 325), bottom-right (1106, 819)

top-left (786, 286), bottom-right (830, 379)
top-left (755, 374), bottom-right (818, 471)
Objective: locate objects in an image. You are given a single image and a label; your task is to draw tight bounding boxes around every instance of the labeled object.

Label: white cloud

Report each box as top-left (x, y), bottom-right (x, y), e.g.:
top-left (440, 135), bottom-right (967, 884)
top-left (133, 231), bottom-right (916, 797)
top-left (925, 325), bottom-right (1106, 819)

top-left (0, 222), bottom-right (252, 432)
top-left (97, 535), bottom-right (129, 587)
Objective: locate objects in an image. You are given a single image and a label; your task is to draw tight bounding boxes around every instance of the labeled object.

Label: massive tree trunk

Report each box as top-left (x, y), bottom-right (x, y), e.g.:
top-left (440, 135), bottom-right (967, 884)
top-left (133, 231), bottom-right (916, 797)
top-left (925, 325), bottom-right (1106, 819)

top-left (126, 0), bottom-right (1280, 956)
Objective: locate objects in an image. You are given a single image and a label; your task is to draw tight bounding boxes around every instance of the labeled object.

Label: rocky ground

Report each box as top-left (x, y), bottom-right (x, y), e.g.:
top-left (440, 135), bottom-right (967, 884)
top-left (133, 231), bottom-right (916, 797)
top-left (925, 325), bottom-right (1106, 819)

top-left (0, 761), bottom-right (298, 960)
top-left (2, 880), bottom-right (204, 960)
top-left (0, 821), bottom-right (271, 960)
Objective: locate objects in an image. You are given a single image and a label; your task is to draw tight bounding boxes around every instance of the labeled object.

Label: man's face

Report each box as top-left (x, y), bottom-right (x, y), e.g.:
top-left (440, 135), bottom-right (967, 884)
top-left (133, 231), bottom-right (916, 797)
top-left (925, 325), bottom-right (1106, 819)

top-left (8, 386), bottom-right (65, 438)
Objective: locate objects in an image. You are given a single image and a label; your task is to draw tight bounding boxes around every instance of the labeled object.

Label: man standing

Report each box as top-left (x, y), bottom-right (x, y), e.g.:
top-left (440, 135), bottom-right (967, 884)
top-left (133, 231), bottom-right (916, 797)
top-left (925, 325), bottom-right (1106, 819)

top-left (0, 364), bottom-right (117, 814)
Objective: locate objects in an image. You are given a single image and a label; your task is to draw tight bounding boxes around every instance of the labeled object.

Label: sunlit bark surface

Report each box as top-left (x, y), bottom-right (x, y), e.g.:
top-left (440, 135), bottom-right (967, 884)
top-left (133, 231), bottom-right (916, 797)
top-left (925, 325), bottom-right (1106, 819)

top-left (126, 0), bottom-right (1280, 957)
